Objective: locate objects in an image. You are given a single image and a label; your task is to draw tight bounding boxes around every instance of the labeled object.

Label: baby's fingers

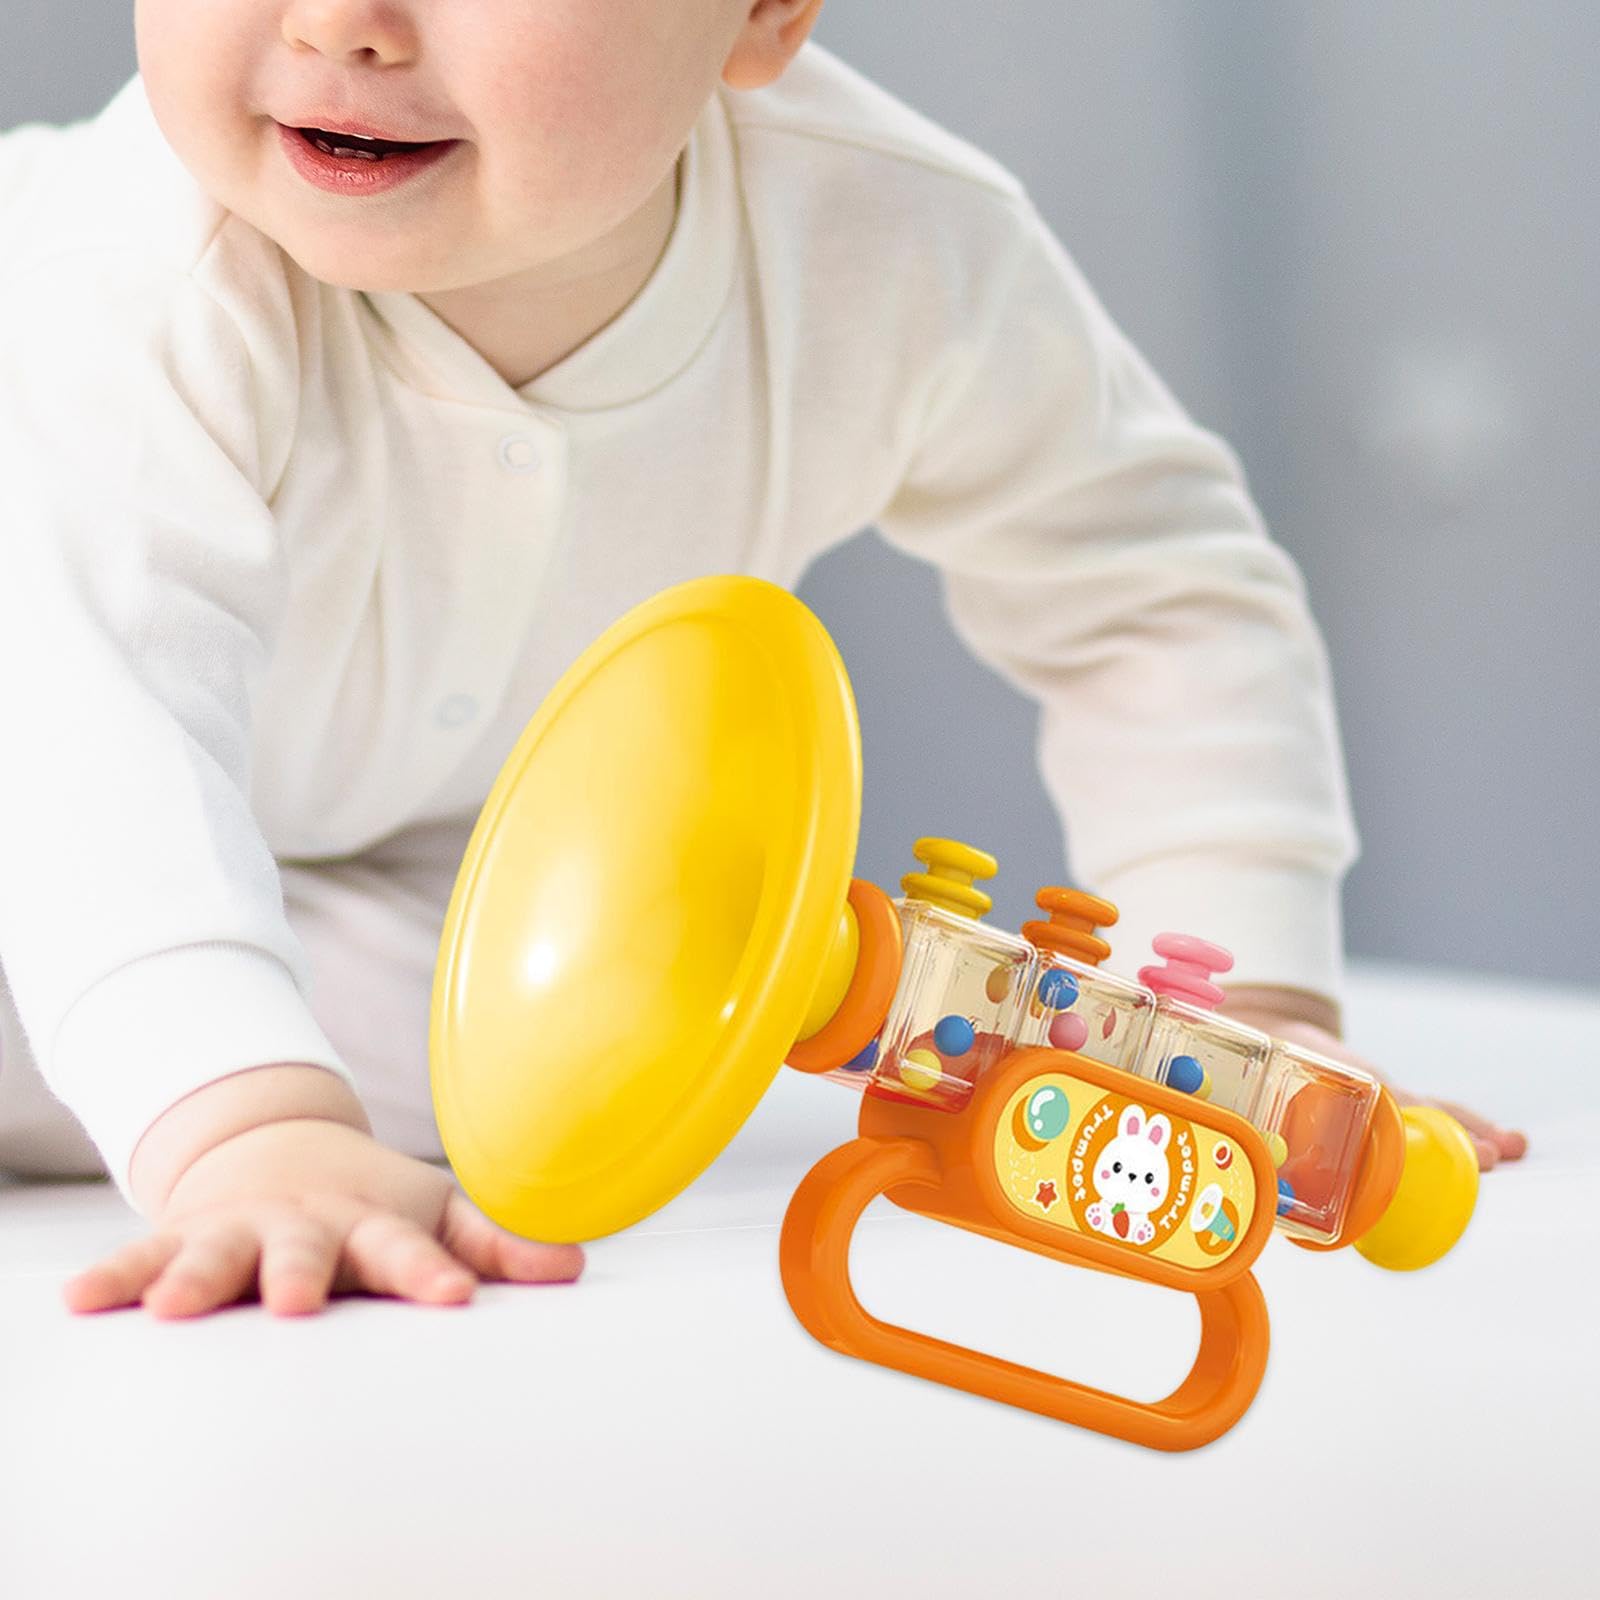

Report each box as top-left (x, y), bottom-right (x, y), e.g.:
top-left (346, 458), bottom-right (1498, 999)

top-left (440, 1190), bottom-right (585, 1286)
top-left (259, 1215), bottom-right (342, 1316)
top-left (341, 1212), bottom-right (476, 1305)
top-left (1427, 1099), bottom-right (1529, 1167)
top-left (63, 1233), bottom-right (182, 1314)
top-left (141, 1222), bottom-right (261, 1320)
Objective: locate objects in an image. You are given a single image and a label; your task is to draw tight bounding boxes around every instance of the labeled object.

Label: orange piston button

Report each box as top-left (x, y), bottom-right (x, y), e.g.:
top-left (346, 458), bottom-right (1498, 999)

top-left (1022, 887), bottom-right (1118, 967)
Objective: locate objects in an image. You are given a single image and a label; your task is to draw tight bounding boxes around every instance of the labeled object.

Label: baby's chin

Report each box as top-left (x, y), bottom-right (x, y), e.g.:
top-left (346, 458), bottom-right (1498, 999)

top-left (265, 227), bottom-right (477, 296)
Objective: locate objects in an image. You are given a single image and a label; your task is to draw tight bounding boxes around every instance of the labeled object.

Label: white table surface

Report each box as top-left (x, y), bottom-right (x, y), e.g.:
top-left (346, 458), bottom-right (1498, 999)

top-left (2, 959), bottom-right (1596, 1599)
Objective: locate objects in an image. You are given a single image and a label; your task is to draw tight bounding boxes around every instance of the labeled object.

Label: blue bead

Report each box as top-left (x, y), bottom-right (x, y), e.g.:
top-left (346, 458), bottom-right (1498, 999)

top-left (1037, 968), bottom-right (1079, 1010)
top-left (842, 1037), bottom-right (879, 1073)
top-left (1276, 1176), bottom-right (1296, 1216)
top-left (1167, 1054), bottom-right (1205, 1095)
top-left (932, 1014), bottom-right (975, 1057)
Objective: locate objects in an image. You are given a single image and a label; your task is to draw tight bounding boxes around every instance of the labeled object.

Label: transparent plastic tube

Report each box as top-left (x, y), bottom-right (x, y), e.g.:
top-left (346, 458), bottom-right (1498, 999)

top-left (1014, 888), bottom-right (1156, 1076)
top-left (1251, 1039), bottom-right (1380, 1243)
top-left (1136, 934), bottom-right (1271, 1118)
top-left (861, 896), bottom-right (1035, 1109)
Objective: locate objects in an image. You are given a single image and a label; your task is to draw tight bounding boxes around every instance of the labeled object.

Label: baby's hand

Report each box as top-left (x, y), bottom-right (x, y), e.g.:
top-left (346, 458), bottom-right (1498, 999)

top-left (63, 1119), bottom-right (583, 1318)
top-left (1221, 985), bottom-right (1529, 1172)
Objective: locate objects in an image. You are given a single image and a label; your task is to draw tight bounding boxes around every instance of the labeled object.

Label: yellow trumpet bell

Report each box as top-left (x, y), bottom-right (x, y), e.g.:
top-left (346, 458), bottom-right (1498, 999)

top-left (430, 576), bottom-right (863, 1243)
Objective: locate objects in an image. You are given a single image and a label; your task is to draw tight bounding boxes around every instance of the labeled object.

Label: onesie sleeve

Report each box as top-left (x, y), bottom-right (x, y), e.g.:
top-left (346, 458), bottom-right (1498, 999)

top-left (0, 251), bottom-right (358, 1201)
top-left (873, 197), bottom-right (1360, 1002)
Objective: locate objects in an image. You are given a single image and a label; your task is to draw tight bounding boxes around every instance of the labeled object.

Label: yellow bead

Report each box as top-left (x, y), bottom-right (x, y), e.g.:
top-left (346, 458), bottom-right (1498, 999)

top-left (1266, 1131), bottom-right (1288, 1168)
top-left (900, 1048), bottom-right (944, 1092)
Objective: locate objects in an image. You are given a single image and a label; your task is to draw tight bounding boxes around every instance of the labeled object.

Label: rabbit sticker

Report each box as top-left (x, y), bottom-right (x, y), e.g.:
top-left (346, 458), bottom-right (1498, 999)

top-left (1084, 1105), bottom-right (1172, 1247)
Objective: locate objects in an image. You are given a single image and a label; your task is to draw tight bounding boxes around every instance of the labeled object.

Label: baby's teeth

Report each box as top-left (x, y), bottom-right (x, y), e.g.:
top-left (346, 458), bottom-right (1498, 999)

top-left (314, 135), bottom-right (382, 161)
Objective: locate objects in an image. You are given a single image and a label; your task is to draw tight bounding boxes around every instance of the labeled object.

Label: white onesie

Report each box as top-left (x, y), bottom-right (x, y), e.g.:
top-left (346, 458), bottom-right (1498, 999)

top-left (0, 44), bottom-right (1358, 1197)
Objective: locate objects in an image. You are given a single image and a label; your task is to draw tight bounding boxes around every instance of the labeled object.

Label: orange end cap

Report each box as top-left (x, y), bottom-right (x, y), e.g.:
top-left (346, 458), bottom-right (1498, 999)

top-left (787, 878), bottom-right (904, 1075)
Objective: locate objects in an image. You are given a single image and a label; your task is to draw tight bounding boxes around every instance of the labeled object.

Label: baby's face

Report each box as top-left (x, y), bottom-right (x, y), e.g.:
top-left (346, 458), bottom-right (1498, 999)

top-left (135, 0), bottom-right (756, 293)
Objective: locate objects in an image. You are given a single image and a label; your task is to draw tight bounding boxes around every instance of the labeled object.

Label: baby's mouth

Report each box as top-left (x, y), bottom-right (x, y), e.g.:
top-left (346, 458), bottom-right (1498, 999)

top-left (295, 127), bottom-right (441, 162)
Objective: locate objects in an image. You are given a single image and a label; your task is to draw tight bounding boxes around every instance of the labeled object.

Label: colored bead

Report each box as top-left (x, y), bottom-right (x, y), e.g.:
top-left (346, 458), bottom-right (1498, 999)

top-left (1037, 968), bottom-right (1079, 1010)
top-left (1267, 1131), bottom-right (1288, 1168)
top-left (1276, 1176), bottom-right (1296, 1216)
top-left (1167, 1054), bottom-right (1205, 1095)
top-left (1023, 1085), bottom-right (1071, 1142)
top-left (933, 1014), bottom-right (976, 1057)
top-left (841, 1037), bottom-right (878, 1073)
top-left (1048, 1011), bottom-right (1088, 1051)
top-left (900, 1048), bottom-right (943, 1092)
top-left (984, 965), bottom-right (1013, 1004)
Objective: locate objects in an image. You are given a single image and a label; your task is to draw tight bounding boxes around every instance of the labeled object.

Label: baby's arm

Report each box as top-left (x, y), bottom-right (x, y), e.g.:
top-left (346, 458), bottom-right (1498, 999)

top-left (0, 253), bottom-right (577, 1315)
top-left (868, 188), bottom-right (1523, 1157)
top-left (66, 1065), bottom-right (580, 1318)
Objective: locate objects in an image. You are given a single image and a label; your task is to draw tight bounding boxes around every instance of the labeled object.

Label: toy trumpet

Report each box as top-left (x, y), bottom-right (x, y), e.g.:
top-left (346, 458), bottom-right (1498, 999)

top-left (429, 575), bottom-right (1479, 1452)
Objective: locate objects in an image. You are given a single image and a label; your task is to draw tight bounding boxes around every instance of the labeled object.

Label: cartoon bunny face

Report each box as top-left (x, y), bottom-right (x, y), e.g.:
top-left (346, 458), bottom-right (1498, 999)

top-left (1095, 1106), bottom-right (1172, 1212)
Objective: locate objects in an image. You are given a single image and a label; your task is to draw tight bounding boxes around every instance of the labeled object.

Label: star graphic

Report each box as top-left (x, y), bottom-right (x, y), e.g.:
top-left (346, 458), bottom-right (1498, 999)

top-left (1034, 1180), bottom-right (1058, 1211)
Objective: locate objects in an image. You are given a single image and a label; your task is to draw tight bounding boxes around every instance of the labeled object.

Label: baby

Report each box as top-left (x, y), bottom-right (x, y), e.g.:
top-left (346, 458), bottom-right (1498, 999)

top-left (0, 1), bottom-right (1525, 1319)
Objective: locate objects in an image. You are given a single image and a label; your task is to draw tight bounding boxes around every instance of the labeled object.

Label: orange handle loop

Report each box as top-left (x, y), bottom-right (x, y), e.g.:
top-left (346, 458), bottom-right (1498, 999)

top-left (779, 1136), bottom-right (1270, 1452)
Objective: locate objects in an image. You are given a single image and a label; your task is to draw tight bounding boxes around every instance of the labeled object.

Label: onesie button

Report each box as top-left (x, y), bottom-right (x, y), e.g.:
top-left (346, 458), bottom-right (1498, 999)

top-left (435, 693), bottom-right (479, 729)
top-left (497, 433), bottom-right (541, 474)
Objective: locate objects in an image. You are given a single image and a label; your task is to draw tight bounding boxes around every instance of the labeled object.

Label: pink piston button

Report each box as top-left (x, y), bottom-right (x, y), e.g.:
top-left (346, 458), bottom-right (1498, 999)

top-left (1137, 932), bottom-right (1232, 1011)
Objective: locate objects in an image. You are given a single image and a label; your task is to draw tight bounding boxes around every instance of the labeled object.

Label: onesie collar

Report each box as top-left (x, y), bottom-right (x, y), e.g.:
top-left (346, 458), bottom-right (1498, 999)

top-left (360, 88), bottom-right (740, 417)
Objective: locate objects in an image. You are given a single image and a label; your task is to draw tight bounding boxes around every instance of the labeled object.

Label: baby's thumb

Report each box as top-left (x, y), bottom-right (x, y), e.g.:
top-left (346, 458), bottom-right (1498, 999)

top-left (440, 1189), bottom-right (586, 1284)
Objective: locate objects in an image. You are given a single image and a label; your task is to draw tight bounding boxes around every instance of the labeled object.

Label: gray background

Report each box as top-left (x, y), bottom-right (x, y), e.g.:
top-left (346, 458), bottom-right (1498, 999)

top-left (4, 2), bottom-right (1594, 985)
